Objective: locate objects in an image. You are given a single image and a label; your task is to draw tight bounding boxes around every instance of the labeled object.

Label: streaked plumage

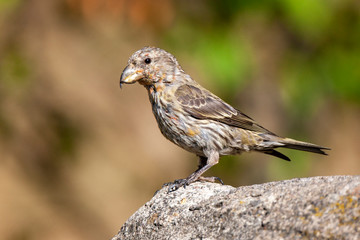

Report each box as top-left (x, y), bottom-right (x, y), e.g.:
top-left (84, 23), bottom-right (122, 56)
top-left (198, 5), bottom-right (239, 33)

top-left (120, 46), bottom-right (329, 191)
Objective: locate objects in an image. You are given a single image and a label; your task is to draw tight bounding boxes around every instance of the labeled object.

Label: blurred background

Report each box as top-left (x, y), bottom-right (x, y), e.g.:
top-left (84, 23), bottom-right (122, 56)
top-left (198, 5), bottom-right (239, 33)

top-left (0, 0), bottom-right (359, 239)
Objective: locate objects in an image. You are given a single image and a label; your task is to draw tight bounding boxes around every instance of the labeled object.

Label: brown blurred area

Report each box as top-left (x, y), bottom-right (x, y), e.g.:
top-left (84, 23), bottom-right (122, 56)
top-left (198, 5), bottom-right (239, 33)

top-left (0, 0), bottom-right (359, 239)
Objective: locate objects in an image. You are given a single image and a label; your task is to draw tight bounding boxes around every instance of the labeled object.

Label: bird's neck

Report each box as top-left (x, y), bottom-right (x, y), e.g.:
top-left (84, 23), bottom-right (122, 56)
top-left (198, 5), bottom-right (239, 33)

top-left (145, 81), bottom-right (166, 105)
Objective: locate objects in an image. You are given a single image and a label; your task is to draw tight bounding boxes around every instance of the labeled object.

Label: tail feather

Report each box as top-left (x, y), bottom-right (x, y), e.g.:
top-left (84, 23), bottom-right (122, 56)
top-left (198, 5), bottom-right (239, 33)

top-left (279, 138), bottom-right (330, 155)
top-left (262, 149), bottom-right (291, 161)
top-left (258, 136), bottom-right (330, 161)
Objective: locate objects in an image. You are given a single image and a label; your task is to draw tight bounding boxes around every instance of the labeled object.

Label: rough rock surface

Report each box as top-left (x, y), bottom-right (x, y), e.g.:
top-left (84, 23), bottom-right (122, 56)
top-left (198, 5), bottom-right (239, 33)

top-left (112, 176), bottom-right (360, 240)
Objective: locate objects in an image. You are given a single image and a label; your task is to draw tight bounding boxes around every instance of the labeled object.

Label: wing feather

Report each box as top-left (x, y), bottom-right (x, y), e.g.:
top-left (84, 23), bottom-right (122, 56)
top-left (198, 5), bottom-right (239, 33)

top-left (175, 84), bottom-right (276, 135)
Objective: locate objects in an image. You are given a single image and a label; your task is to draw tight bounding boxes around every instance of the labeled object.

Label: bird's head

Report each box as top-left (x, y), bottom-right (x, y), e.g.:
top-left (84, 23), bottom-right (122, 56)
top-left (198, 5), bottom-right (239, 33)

top-left (120, 47), bottom-right (182, 88)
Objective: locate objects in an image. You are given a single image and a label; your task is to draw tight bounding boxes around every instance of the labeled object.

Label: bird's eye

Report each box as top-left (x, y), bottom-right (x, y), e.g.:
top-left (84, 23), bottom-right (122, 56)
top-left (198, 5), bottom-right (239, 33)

top-left (144, 58), bottom-right (151, 64)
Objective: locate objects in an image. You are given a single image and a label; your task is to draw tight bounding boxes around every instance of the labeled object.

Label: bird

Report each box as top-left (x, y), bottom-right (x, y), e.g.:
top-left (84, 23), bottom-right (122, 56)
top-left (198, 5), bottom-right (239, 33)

top-left (119, 46), bottom-right (330, 192)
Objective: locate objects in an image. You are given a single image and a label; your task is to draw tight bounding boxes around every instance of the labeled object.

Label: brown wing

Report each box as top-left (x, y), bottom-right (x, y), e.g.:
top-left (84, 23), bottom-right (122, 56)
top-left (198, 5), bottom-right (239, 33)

top-left (175, 84), bottom-right (276, 135)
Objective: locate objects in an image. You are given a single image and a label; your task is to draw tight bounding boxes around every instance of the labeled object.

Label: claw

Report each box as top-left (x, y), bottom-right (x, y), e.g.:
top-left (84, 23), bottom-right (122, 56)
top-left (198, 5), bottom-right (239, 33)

top-left (198, 176), bottom-right (224, 184)
top-left (216, 177), bottom-right (224, 185)
top-left (166, 179), bottom-right (189, 193)
top-left (165, 176), bottom-right (224, 193)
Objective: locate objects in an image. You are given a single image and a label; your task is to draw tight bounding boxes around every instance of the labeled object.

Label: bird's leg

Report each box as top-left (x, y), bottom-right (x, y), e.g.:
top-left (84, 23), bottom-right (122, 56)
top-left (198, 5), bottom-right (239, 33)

top-left (168, 151), bottom-right (222, 192)
top-left (196, 156), bottom-right (224, 184)
top-left (197, 156), bottom-right (207, 170)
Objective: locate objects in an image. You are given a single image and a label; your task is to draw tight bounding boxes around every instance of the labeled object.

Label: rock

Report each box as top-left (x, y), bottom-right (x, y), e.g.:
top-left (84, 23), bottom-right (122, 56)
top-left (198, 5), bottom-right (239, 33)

top-left (112, 176), bottom-right (360, 240)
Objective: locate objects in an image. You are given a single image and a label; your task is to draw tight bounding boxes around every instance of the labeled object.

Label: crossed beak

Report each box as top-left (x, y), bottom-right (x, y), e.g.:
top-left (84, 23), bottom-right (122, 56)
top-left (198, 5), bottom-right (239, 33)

top-left (120, 65), bottom-right (144, 88)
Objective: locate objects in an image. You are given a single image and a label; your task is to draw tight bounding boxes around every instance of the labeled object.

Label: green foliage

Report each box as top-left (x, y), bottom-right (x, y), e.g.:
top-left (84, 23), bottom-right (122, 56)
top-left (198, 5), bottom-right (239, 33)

top-left (280, 54), bottom-right (327, 122)
top-left (0, 47), bottom-right (30, 136)
top-left (0, 0), bottom-right (21, 13)
top-left (322, 48), bottom-right (360, 103)
top-left (0, 47), bottom-right (30, 90)
top-left (165, 23), bottom-right (252, 98)
top-left (268, 149), bottom-right (311, 180)
top-left (279, 0), bottom-right (333, 40)
top-left (192, 32), bottom-right (252, 94)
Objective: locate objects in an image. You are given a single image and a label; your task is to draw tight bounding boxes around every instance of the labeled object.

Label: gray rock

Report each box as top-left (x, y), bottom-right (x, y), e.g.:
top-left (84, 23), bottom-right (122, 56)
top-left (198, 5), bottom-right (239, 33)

top-left (112, 176), bottom-right (360, 240)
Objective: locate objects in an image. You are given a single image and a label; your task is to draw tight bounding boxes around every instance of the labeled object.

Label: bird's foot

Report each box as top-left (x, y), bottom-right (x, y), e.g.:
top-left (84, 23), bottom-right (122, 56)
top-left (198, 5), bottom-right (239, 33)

top-left (164, 176), bottom-right (224, 193)
top-left (198, 176), bottom-right (224, 185)
top-left (164, 179), bottom-right (189, 193)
